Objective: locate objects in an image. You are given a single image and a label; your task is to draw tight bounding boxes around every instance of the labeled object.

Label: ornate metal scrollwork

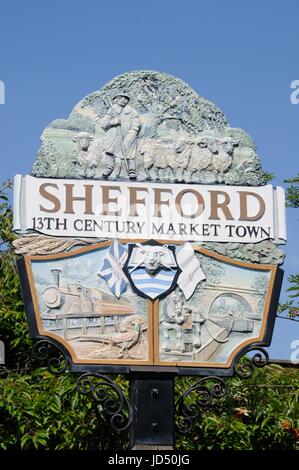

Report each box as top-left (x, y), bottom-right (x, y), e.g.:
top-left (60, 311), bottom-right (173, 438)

top-left (76, 373), bottom-right (132, 432)
top-left (32, 339), bottom-right (70, 375)
top-left (175, 348), bottom-right (269, 433)
top-left (234, 346), bottom-right (269, 379)
top-left (175, 376), bottom-right (227, 433)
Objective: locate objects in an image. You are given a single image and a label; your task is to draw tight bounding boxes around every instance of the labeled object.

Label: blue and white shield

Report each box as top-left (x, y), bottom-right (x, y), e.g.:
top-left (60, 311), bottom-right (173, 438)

top-left (123, 241), bottom-right (181, 300)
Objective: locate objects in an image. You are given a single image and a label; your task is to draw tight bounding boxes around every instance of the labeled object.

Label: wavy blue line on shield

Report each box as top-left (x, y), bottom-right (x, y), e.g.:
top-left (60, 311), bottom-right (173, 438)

top-left (130, 267), bottom-right (176, 299)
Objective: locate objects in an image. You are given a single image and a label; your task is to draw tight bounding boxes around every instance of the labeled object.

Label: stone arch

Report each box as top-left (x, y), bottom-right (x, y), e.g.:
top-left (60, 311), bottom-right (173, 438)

top-left (209, 293), bottom-right (253, 317)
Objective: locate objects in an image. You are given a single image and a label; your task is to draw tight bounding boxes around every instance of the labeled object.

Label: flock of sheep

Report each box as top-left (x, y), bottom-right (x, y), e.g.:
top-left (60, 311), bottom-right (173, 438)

top-left (73, 131), bottom-right (235, 182)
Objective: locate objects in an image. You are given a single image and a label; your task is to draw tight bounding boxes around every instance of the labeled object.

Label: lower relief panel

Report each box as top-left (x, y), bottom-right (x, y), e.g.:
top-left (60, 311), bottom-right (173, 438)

top-left (27, 244), bottom-right (152, 365)
top-left (25, 242), bottom-right (276, 369)
top-left (155, 251), bottom-right (274, 367)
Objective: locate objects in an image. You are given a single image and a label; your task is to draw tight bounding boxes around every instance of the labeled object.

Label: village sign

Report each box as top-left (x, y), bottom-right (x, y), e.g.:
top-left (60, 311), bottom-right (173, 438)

top-left (13, 70), bottom-right (285, 375)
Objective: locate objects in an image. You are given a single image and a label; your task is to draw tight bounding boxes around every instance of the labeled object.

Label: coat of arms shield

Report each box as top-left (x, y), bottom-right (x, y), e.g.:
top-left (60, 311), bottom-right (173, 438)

top-left (123, 240), bottom-right (181, 300)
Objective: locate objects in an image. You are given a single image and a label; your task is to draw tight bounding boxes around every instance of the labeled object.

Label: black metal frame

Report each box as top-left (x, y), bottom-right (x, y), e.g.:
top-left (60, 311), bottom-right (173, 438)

top-left (175, 376), bottom-right (227, 433)
top-left (76, 372), bottom-right (132, 432)
top-left (29, 337), bottom-right (273, 445)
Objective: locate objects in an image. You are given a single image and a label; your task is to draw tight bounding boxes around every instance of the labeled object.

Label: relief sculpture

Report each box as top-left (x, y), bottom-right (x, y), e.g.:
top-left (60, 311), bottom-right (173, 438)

top-left (158, 250), bottom-right (273, 365)
top-left (32, 70), bottom-right (267, 187)
top-left (25, 241), bottom-right (276, 367)
top-left (29, 244), bottom-right (150, 363)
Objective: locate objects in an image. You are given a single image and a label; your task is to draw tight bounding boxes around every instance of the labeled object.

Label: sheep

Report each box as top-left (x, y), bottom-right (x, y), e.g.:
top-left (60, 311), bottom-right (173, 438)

top-left (139, 140), bottom-right (161, 180)
top-left (139, 135), bottom-right (234, 184)
top-left (184, 139), bottom-right (213, 183)
top-left (139, 139), bottom-right (178, 181)
top-left (181, 136), bottom-right (234, 183)
top-left (174, 141), bottom-right (191, 182)
top-left (211, 137), bottom-right (233, 182)
top-left (221, 136), bottom-right (234, 155)
top-left (72, 132), bottom-right (101, 177)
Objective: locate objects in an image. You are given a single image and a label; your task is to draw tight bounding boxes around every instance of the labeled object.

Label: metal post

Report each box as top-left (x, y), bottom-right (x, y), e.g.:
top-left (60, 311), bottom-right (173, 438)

top-left (130, 373), bottom-right (175, 450)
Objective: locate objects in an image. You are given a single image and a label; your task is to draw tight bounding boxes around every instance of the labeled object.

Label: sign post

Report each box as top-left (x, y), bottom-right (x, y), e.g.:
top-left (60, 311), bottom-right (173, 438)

top-left (13, 70), bottom-right (286, 448)
top-left (130, 372), bottom-right (174, 448)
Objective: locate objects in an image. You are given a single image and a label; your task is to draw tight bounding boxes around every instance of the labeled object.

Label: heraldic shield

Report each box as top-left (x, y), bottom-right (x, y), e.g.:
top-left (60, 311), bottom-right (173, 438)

top-left (123, 240), bottom-right (181, 301)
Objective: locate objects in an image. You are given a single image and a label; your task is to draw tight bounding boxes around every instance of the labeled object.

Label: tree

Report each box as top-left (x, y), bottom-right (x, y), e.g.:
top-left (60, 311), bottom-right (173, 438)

top-left (278, 175), bottom-right (299, 320)
top-left (285, 174), bottom-right (299, 208)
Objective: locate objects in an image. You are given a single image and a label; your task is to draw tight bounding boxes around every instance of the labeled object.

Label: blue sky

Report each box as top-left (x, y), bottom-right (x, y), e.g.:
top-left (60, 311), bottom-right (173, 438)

top-left (0, 0), bottom-right (298, 359)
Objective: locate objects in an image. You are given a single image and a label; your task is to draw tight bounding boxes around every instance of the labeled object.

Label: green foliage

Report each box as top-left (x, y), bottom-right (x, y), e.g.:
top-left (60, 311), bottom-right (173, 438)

top-left (278, 175), bottom-right (299, 320)
top-left (284, 174), bottom-right (299, 208)
top-left (0, 181), bottom-right (298, 450)
top-left (0, 366), bottom-right (298, 450)
top-left (176, 365), bottom-right (299, 450)
top-left (262, 171), bottom-right (274, 183)
top-left (0, 369), bottom-right (129, 450)
top-left (279, 274), bottom-right (299, 320)
top-left (0, 180), bottom-right (15, 247)
top-left (0, 181), bottom-right (33, 369)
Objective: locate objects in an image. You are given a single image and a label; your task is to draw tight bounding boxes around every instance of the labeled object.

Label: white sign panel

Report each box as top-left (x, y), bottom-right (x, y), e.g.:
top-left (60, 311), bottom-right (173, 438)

top-left (13, 175), bottom-right (286, 244)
